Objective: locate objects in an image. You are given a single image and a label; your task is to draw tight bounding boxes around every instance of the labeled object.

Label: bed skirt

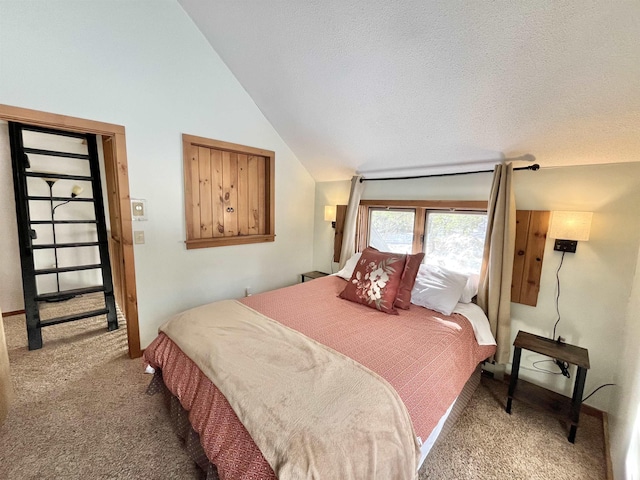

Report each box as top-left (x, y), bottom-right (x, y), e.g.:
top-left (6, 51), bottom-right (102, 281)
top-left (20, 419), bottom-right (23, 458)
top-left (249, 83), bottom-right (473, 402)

top-left (146, 365), bottom-right (483, 478)
top-left (147, 371), bottom-right (220, 480)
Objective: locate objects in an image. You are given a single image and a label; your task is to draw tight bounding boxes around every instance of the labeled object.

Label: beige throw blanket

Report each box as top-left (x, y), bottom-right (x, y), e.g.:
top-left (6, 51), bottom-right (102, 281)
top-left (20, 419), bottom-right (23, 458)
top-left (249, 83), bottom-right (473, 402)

top-left (160, 299), bottom-right (420, 480)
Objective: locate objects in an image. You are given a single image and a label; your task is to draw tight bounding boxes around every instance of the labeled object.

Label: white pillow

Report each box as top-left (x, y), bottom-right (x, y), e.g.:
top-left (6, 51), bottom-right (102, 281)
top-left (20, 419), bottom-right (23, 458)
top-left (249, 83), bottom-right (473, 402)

top-left (334, 252), bottom-right (362, 280)
top-left (410, 264), bottom-right (468, 316)
top-left (460, 273), bottom-right (480, 304)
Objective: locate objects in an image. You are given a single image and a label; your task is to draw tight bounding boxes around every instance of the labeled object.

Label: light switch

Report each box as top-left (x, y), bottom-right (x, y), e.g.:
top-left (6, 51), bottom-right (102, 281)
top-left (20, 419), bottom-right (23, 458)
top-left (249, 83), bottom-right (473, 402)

top-left (134, 231), bottom-right (145, 244)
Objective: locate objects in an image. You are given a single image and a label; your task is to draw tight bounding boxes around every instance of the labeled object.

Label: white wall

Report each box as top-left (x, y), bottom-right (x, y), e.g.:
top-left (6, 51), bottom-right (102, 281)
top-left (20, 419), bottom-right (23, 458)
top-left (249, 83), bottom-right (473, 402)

top-left (610, 244), bottom-right (640, 480)
top-left (0, 0), bottom-right (315, 347)
top-left (511, 163), bottom-right (640, 413)
top-left (313, 163), bottom-right (640, 415)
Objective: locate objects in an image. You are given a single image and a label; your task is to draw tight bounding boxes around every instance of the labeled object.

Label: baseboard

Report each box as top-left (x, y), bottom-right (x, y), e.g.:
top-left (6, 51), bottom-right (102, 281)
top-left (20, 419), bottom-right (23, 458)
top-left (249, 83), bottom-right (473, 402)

top-left (2, 309), bottom-right (25, 318)
top-left (581, 403), bottom-right (605, 419)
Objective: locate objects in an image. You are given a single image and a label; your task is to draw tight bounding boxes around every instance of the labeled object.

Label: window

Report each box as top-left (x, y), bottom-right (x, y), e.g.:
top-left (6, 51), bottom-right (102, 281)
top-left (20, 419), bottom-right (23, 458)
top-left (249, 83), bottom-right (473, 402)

top-left (369, 209), bottom-right (415, 254)
top-left (182, 134), bottom-right (275, 249)
top-left (424, 211), bottom-right (487, 274)
top-left (356, 200), bottom-right (488, 274)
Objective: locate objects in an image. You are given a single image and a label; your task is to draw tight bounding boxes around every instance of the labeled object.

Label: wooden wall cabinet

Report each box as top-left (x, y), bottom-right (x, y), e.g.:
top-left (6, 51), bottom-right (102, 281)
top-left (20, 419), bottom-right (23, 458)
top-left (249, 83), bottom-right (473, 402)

top-left (333, 205), bottom-right (347, 263)
top-left (511, 210), bottom-right (550, 307)
top-left (183, 134), bottom-right (275, 249)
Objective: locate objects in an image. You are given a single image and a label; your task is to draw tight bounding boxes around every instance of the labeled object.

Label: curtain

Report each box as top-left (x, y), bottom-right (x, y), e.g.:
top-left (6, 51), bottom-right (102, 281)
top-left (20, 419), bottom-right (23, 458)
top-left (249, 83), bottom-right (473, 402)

top-left (478, 163), bottom-right (516, 364)
top-left (0, 310), bottom-right (14, 425)
top-left (338, 175), bottom-right (365, 269)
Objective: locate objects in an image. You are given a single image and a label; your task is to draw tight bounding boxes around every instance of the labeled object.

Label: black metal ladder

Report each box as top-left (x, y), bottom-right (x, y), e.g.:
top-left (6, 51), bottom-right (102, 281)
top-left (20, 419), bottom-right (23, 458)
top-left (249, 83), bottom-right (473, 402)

top-left (9, 122), bottom-right (118, 350)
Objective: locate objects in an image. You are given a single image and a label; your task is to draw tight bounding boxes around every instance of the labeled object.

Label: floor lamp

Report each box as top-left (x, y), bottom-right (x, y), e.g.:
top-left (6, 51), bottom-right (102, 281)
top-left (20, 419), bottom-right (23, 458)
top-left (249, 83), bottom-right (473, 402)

top-left (42, 177), bottom-right (84, 302)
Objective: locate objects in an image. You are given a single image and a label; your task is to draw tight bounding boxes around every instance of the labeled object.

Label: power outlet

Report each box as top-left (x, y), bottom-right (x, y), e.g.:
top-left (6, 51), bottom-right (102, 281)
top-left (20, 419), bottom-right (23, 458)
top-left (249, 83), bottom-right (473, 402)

top-left (554, 359), bottom-right (571, 378)
top-left (553, 239), bottom-right (577, 253)
top-left (134, 231), bottom-right (145, 244)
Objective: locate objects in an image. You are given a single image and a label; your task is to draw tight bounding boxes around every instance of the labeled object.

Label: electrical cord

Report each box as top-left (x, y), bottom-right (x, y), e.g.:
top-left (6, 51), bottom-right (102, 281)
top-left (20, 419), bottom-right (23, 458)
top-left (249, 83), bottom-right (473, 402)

top-left (520, 358), bottom-right (569, 378)
top-left (551, 251), bottom-right (566, 341)
top-left (531, 359), bottom-right (564, 375)
top-left (52, 199), bottom-right (72, 215)
top-left (583, 383), bottom-right (616, 402)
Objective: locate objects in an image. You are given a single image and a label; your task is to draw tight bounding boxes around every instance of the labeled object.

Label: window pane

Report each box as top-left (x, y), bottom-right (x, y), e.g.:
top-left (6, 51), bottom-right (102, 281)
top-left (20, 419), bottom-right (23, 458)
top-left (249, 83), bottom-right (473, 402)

top-left (425, 212), bottom-right (487, 273)
top-left (369, 209), bottom-right (415, 254)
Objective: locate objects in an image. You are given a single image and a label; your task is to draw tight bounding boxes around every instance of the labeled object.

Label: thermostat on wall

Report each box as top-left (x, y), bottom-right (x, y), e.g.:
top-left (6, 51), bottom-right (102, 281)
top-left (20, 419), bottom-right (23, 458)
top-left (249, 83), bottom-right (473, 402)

top-left (131, 198), bottom-right (147, 221)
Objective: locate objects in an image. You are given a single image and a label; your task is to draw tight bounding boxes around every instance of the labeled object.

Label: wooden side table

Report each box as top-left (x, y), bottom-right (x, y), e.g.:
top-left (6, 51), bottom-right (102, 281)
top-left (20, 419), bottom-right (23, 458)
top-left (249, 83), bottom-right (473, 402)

top-left (506, 330), bottom-right (590, 443)
top-left (300, 271), bottom-right (329, 283)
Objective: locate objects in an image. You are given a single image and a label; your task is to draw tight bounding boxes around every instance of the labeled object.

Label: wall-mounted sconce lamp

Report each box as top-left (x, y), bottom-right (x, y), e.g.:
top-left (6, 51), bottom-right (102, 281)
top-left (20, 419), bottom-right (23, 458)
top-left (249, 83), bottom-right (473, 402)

top-left (548, 211), bottom-right (593, 253)
top-left (324, 205), bottom-right (337, 228)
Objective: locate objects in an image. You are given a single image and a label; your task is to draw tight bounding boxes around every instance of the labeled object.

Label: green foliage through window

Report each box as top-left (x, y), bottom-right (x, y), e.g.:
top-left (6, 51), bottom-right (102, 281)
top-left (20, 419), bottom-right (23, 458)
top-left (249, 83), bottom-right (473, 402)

top-left (425, 212), bottom-right (486, 273)
top-left (366, 208), bottom-right (487, 274)
top-left (369, 210), bottom-right (414, 254)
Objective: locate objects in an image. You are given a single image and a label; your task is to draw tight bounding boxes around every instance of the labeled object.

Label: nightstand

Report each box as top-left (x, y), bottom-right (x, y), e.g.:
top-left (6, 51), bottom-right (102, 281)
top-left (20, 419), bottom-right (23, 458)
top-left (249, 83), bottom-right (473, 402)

top-left (506, 330), bottom-right (590, 443)
top-left (300, 271), bottom-right (329, 283)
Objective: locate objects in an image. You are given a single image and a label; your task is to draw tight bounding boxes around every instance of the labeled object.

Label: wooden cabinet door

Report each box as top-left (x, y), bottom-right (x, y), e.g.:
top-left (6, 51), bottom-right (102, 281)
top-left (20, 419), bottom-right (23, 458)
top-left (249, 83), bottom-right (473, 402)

top-left (184, 135), bottom-right (274, 249)
top-left (512, 210), bottom-right (550, 306)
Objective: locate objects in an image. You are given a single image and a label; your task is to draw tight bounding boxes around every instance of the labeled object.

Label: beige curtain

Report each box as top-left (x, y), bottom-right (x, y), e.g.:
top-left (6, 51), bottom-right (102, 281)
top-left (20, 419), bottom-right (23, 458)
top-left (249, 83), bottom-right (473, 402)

top-left (478, 163), bottom-right (516, 364)
top-left (0, 309), bottom-right (14, 425)
top-left (338, 175), bottom-right (365, 269)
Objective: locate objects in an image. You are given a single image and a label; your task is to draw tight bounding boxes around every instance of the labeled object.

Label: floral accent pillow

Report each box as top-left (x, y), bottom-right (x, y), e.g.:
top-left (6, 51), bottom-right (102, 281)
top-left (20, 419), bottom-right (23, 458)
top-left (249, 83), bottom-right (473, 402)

top-left (339, 248), bottom-right (406, 314)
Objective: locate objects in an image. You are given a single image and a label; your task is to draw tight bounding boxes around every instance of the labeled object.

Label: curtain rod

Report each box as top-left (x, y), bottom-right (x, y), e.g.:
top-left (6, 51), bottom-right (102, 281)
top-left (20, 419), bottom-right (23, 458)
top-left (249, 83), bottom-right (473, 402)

top-left (359, 163), bottom-right (540, 182)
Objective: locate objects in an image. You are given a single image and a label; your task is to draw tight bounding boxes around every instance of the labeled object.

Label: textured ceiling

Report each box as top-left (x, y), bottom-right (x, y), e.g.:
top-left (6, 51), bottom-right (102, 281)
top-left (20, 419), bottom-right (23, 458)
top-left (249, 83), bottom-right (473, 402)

top-left (179, 1), bottom-right (640, 181)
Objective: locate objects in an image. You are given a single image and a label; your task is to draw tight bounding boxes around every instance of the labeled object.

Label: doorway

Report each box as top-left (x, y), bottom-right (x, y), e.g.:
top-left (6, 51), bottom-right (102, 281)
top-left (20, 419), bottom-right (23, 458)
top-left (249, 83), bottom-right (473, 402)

top-left (9, 122), bottom-right (119, 349)
top-left (0, 104), bottom-right (141, 358)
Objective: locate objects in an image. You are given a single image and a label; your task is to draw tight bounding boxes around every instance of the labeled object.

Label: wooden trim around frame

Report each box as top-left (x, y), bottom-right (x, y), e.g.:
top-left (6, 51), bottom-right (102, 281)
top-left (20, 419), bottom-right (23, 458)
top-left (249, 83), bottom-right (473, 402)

top-left (0, 104), bottom-right (141, 358)
top-left (355, 200), bottom-right (489, 253)
top-left (186, 234), bottom-right (275, 249)
top-left (2, 309), bottom-right (25, 318)
top-left (183, 134), bottom-right (275, 159)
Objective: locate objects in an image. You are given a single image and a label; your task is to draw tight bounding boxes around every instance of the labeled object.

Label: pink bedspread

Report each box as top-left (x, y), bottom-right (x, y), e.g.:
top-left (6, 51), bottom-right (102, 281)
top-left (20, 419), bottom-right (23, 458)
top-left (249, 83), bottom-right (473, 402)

top-left (144, 276), bottom-right (495, 480)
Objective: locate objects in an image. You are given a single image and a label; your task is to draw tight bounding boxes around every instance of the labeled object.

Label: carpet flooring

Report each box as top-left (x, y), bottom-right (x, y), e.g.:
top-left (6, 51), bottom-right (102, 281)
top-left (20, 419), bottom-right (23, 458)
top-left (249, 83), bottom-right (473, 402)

top-left (419, 379), bottom-right (606, 480)
top-left (1, 297), bottom-right (606, 479)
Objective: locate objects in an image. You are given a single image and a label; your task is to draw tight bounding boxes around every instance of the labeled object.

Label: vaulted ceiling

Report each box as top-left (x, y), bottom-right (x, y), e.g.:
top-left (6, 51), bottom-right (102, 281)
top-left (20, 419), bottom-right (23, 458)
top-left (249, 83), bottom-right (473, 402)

top-left (179, 1), bottom-right (640, 181)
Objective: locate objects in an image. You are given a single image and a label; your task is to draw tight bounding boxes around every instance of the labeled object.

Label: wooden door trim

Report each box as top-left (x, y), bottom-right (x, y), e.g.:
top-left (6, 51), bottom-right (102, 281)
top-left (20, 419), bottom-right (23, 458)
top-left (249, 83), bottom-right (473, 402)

top-left (0, 104), bottom-right (141, 358)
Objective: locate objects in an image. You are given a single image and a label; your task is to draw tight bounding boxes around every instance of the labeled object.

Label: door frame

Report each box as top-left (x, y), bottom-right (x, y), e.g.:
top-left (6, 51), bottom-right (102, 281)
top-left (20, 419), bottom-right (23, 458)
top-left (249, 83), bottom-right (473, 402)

top-left (0, 104), bottom-right (141, 358)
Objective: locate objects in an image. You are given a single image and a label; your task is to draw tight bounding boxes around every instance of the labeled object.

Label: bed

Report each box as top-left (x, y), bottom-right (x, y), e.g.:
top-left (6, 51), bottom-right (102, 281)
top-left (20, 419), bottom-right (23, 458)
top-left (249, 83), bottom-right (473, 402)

top-left (144, 252), bottom-right (496, 480)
